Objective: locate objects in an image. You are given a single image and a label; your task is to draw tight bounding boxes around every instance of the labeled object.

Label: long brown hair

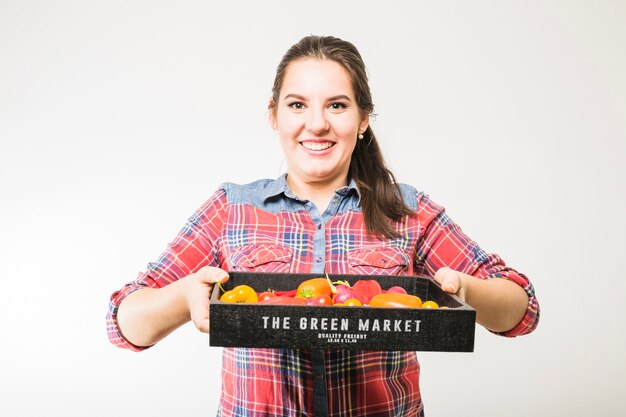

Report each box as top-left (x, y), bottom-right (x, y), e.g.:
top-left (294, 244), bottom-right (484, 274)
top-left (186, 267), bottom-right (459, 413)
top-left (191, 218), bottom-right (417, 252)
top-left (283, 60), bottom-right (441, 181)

top-left (270, 35), bottom-right (413, 239)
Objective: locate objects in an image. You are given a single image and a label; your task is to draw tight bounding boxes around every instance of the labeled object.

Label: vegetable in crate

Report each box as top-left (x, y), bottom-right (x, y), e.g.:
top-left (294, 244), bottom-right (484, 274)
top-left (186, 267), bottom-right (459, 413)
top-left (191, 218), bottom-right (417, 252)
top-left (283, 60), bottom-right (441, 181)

top-left (220, 285), bottom-right (258, 303)
top-left (351, 279), bottom-right (382, 304)
top-left (332, 283), bottom-right (360, 304)
top-left (305, 294), bottom-right (333, 306)
top-left (369, 292), bottom-right (423, 308)
top-left (385, 286), bottom-right (408, 294)
top-left (258, 291), bottom-right (277, 302)
top-left (335, 298), bottom-right (363, 306)
top-left (421, 300), bottom-right (440, 309)
top-left (295, 278), bottom-right (333, 299)
top-left (258, 296), bottom-right (307, 305)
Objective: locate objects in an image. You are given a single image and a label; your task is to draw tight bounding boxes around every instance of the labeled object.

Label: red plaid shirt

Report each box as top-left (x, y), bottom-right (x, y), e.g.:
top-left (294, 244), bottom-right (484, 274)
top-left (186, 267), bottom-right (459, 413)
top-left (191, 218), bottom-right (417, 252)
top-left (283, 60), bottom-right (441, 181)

top-left (107, 175), bottom-right (539, 417)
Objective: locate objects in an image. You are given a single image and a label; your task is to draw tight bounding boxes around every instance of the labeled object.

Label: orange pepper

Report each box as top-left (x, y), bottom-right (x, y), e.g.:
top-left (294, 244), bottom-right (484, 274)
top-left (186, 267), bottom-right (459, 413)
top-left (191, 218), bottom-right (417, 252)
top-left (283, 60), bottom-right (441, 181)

top-left (295, 278), bottom-right (333, 299)
top-left (220, 285), bottom-right (259, 303)
top-left (369, 293), bottom-right (423, 308)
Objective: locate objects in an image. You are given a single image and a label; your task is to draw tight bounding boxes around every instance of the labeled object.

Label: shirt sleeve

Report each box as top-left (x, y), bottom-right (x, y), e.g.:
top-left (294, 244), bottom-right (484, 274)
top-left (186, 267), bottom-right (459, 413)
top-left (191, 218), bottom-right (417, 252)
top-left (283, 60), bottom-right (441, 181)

top-left (413, 192), bottom-right (539, 337)
top-left (106, 190), bottom-right (229, 351)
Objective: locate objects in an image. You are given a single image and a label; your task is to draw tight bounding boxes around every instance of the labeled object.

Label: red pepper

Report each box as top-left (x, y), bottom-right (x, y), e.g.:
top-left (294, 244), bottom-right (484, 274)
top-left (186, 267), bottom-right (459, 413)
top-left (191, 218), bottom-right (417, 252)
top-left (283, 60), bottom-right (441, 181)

top-left (305, 294), bottom-right (333, 306)
top-left (352, 280), bottom-right (382, 305)
top-left (258, 296), bottom-right (307, 305)
top-left (274, 289), bottom-right (297, 297)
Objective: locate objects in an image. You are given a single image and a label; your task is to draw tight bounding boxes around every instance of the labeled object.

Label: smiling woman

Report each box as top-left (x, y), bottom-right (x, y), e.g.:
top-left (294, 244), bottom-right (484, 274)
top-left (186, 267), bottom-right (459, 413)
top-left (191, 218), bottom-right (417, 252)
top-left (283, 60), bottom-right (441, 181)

top-left (107, 35), bottom-right (539, 417)
top-left (268, 36), bottom-right (414, 238)
top-left (271, 59), bottom-right (368, 213)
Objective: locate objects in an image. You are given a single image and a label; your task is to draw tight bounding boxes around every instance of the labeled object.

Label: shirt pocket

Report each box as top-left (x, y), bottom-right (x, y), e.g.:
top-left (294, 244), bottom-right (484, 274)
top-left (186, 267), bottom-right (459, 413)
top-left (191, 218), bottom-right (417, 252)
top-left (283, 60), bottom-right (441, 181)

top-left (347, 246), bottom-right (411, 276)
top-left (229, 243), bottom-right (294, 273)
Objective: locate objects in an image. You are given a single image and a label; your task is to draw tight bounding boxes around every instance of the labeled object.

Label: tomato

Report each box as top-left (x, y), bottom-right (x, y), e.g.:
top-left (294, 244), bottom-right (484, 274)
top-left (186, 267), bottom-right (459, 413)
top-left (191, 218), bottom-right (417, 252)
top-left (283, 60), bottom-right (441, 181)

top-left (369, 293), bottom-right (423, 308)
top-left (337, 298), bottom-right (362, 307)
top-left (220, 285), bottom-right (259, 303)
top-left (421, 300), bottom-right (440, 309)
top-left (385, 286), bottom-right (408, 294)
top-left (306, 294), bottom-right (333, 306)
top-left (352, 280), bottom-right (382, 304)
top-left (258, 291), bottom-right (277, 302)
top-left (258, 296), bottom-right (307, 305)
top-left (296, 278), bottom-right (332, 299)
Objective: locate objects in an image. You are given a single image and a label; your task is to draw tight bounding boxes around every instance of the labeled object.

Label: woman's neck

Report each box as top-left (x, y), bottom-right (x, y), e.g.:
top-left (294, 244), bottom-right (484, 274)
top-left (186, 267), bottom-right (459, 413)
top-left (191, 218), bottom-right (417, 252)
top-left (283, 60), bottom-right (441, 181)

top-left (286, 174), bottom-right (348, 213)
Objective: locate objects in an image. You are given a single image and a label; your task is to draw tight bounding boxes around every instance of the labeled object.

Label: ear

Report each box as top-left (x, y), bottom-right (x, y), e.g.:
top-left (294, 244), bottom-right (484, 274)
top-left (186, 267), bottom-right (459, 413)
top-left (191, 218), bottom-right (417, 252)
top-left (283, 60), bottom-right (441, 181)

top-left (268, 98), bottom-right (278, 131)
top-left (359, 114), bottom-right (369, 134)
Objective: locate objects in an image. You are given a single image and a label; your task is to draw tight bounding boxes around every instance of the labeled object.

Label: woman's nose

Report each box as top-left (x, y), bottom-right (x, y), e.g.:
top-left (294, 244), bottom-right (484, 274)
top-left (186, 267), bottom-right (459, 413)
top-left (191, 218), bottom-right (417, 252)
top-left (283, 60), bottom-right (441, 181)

top-left (305, 107), bottom-right (329, 134)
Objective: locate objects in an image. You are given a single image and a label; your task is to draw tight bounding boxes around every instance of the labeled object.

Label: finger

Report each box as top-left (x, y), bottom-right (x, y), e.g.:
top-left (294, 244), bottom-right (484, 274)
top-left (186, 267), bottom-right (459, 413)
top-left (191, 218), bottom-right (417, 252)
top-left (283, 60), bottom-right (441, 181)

top-left (192, 310), bottom-right (211, 333)
top-left (196, 320), bottom-right (210, 333)
top-left (188, 267), bottom-right (227, 334)
top-left (195, 266), bottom-right (229, 285)
top-left (193, 303), bottom-right (211, 333)
top-left (434, 267), bottom-right (460, 293)
top-left (189, 288), bottom-right (212, 333)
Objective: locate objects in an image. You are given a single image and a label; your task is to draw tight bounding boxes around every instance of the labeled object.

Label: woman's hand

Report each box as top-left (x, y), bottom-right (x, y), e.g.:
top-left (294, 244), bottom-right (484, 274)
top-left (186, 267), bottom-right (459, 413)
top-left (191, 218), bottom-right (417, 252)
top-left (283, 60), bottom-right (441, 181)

top-left (186, 266), bottom-right (229, 333)
top-left (117, 266), bottom-right (229, 347)
top-left (433, 266), bottom-right (467, 301)
top-left (433, 266), bottom-right (529, 333)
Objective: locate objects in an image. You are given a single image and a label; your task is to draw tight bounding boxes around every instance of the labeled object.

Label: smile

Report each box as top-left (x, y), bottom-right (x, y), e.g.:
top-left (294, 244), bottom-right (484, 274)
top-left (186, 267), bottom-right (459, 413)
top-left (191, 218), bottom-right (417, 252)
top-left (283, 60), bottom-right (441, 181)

top-left (301, 141), bottom-right (334, 151)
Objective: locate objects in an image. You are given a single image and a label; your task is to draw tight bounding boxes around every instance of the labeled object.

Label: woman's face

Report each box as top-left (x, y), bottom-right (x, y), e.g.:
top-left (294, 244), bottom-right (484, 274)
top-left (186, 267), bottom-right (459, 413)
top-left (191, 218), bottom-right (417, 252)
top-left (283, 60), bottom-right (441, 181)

top-left (271, 58), bottom-right (368, 188)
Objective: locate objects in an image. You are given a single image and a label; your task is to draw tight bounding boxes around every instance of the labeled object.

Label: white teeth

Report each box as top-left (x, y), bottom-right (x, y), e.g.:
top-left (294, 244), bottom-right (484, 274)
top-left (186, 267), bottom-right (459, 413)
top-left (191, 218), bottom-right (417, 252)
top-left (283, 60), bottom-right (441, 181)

top-left (301, 142), bottom-right (334, 151)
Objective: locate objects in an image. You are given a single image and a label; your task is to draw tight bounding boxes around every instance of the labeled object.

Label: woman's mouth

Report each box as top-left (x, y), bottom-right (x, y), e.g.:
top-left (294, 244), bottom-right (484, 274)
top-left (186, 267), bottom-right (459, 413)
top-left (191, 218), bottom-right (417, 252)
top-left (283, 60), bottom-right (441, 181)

top-left (300, 141), bottom-right (334, 151)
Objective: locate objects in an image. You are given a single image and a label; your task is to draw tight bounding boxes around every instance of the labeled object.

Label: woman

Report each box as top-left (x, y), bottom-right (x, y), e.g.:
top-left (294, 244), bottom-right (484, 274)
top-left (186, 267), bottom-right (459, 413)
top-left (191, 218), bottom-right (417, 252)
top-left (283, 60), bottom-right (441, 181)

top-left (107, 35), bottom-right (539, 417)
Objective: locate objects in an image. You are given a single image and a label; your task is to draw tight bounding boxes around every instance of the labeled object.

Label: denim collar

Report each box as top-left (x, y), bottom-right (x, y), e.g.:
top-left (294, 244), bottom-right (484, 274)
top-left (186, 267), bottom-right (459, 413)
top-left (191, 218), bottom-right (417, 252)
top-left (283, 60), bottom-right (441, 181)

top-left (261, 173), bottom-right (361, 204)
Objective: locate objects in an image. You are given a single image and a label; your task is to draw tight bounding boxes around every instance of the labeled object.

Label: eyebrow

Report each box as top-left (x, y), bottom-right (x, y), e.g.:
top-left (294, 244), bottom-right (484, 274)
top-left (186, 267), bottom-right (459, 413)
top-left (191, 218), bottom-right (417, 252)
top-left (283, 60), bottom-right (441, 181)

top-left (283, 93), bottom-right (353, 102)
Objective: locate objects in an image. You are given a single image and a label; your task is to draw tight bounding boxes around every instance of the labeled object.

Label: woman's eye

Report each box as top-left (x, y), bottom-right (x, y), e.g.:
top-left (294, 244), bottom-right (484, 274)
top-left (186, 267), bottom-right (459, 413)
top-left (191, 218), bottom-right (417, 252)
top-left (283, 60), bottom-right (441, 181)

top-left (288, 102), bottom-right (305, 110)
top-left (329, 102), bottom-right (347, 110)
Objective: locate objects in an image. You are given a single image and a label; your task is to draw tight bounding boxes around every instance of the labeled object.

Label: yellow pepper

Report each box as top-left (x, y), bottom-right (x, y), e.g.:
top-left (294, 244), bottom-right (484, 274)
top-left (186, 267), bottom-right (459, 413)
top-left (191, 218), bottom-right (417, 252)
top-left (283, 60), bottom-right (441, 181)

top-left (220, 285), bottom-right (258, 303)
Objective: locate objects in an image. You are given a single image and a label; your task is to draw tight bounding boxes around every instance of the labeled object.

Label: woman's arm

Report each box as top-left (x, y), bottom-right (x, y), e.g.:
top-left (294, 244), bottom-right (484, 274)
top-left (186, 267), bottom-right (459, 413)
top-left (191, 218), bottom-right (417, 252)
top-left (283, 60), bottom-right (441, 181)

top-left (107, 190), bottom-right (230, 350)
top-left (116, 267), bottom-right (228, 348)
top-left (413, 192), bottom-right (539, 336)
top-left (434, 267), bottom-right (529, 333)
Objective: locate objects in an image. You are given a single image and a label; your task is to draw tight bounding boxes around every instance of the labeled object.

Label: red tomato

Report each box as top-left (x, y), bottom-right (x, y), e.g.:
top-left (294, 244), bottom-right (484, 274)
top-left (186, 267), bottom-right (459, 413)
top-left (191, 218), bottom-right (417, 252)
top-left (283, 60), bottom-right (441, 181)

top-left (352, 280), bottom-right (382, 305)
top-left (258, 291), bottom-right (277, 302)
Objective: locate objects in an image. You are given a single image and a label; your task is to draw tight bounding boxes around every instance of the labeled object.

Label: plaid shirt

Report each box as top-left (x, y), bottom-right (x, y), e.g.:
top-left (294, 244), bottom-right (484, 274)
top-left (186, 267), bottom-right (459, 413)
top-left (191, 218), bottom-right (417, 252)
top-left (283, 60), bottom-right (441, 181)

top-left (107, 175), bottom-right (539, 417)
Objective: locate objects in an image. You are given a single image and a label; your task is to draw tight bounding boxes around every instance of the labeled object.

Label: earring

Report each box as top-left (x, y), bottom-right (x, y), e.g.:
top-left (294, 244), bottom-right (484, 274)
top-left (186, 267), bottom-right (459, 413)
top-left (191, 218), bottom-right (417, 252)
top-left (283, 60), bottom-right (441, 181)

top-left (358, 133), bottom-right (364, 140)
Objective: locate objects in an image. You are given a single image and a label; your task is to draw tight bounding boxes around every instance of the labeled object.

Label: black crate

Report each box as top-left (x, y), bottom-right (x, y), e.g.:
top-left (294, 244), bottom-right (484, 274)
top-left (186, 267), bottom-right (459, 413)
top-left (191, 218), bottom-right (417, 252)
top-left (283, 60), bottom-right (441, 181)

top-left (209, 272), bottom-right (475, 352)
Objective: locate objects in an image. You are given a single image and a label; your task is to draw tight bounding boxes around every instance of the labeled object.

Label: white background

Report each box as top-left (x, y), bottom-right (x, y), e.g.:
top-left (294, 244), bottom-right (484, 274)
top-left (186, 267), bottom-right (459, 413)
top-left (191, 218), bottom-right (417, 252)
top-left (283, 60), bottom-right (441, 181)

top-left (1, 1), bottom-right (625, 416)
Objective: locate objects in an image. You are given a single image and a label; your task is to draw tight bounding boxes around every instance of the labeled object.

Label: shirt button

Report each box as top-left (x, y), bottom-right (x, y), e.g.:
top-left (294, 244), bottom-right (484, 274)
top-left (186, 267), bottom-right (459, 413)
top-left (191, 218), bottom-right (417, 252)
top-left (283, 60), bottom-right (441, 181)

top-left (317, 224), bottom-right (322, 230)
top-left (316, 257), bottom-right (322, 263)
